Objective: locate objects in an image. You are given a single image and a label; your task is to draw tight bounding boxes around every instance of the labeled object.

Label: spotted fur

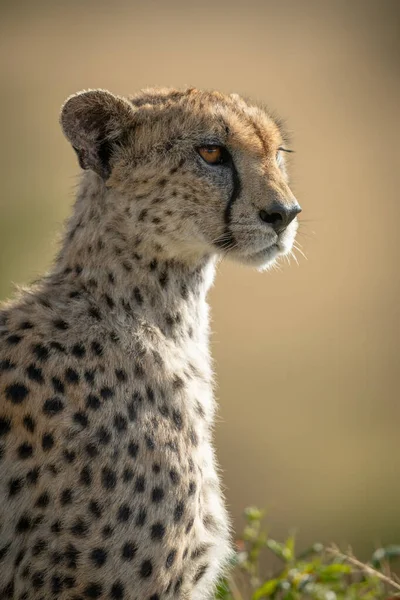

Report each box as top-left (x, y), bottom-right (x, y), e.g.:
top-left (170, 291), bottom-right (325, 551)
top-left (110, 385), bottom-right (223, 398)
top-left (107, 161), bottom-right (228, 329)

top-left (0, 87), bottom-right (300, 599)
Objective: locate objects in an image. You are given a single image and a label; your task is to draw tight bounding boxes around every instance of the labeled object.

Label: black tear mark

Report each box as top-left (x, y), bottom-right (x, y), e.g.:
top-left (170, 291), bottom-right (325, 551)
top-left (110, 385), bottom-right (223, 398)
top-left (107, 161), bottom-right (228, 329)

top-left (214, 158), bottom-right (242, 250)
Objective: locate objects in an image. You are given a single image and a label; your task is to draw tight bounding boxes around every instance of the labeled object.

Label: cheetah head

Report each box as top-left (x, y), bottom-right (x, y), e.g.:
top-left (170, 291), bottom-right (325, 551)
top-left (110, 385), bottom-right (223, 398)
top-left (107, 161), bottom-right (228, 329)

top-left (61, 88), bottom-right (301, 270)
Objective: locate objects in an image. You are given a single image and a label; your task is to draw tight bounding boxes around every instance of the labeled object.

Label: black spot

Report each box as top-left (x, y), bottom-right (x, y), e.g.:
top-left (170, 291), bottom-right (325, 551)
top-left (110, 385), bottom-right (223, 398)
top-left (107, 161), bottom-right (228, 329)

top-left (35, 492), bottom-right (50, 508)
top-left (145, 434), bottom-right (155, 450)
top-left (26, 467), bottom-right (40, 485)
top-left (89, 500), bottom-right (102, 518)
top-left (1, 580), bottom-right (14, 598)
top-left (174, 501), bottom-right (185, 522)
top-left (113, 414), bottom-right (127, 432)
top-left (146, 386), bottom-right (155, 403)
top-left (151, 487), bottom-right (164, 503)
top-left (0, 542), bottom-right (11, 562)
top-left (127, 401), bottom-right (137, 421)
top-left (31, 570), bottom-right (45, 589)
top-left (47, 463), bottom-right (59, 476)
top-left (32, 539), bottom-right (47, 556)
top-left (32, 343), bottom-right (49, 362)
top-left (0, 359), bottom-right (16, 371)
top-left (174, 576), bottom-right (183, 593)
top-left (104, 294), bottom-right (115, 309)
top-left (169, 469), bottom-right (180, 485)
top-left (52, 377), bottom-right (65, 394)
top-left (151, 522), bottom-right (165, 541)
top-left (51, 574), bottom-right (64, 593)
top-left (26, 364), bottom-right (44, 384)
top-left (90, 547), bottom-right (107, 567)
top-left (109, 582), bottom-right (124, 600)
top-left (128, 441), bottom-right (139, 459)
top-left (159, 271), bottom-right (169, 288)
top-left (115, 368), bottom-right (127, 382)
top-left (8, 477), bottom-right (23, 497)
top-left (135, 507), bottom-right (147, 527)
top-left (22, 415), bottom-right (35, 433)
top-left (65, 367), bottom-right (79, 384)
top-left (70, 518), bottom-right (89, 537)
top-left (85, 369), bottom-right (96, 384)
top-left (73, 411), bottom-right (89, 428)
top-left (65, 543), bottom-right (80, 568)
top-left (91, 341), bottom-right (103, 356)
top-left (70, 290), bottom-right (81, 299)
top-left (86, 394), bottom-right (101, 410)
top-left (149, 259), bottom-right (158, 271)
top-left (50, 341), bottom-right (66, 353)
top-left (97, 426), bottom-right (111, 445)
top-left (20, 320), bottom-right (33, 330)
top-left (188, 481), bottom-right (197, 496)
top-left (0, 416), bottom-right (11, 437)
top-left (186, 518), bottom-right (195, 534)
top-left (17, 442), bottom-right (33, 460)
top-left (194, 564), bottom-right (208, 583)
top-left (166, 549), bottom-right (176, 569)
top-left (172, 375), bottom-right (185, 390)
top-left (16, 514), bottom-right (32, 533)
top-left (189, 428), bottom-right (199, 446)
top-left (42, 433), bottom-right (54, 450)
top-left (117, 505), bottom-right (131, 522)
top-left (140, 560), bottom-right (153, 579)
top-left (159, 404), bottom-right (169, 418)
top-left (133, 287), bottom-right (143, 305)
top-left (122, 468), bottom-right (134, 482)
top-left (135, 363), bottom-right (145, 378)
top-left (135, 475), bottom-right (145, 493)
top-left (84, 583), bottom-right (103, 598)
top-left (50, 519), bottom-right (62, 534)
top-left (100, 386), bottom-right (114, 399)
top-left (102, 525), bottom-right (113, 539)
top-left (5, 383), bottom-right (29, 404)
top-left (122, 541), bottom-right (137, 561)
top-left (173, 410), bottom-right (183, 430)
top-left (80, 465), bottom-right (92, 486)
top-left (150, 595), bottom-right (160, 600)
top-left (89, 307), bottom-right (102, 321)
top-left (7, 334), bottom-right (22, 345)
top-left (85, 442), bottom-right (98, 458)
top-left (71, 342), bottom-right (86, 358)
top-left (101, 466), bottom-right (117, 490)
top-left (43, 397), bottom-right (64, 416)
top-left (152, 463), bottom-right (161, 474)
top-left (63, 449), bottom-right (76, 463)
top-left (61, 488), bottom-right (73, 505)
top-left (53, 319), bottom-right (69, 330)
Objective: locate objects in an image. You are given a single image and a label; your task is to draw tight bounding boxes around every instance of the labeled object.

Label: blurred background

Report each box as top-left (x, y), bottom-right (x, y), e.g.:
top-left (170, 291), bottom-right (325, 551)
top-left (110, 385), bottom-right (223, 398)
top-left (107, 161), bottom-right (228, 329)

top-left (1, 0), bottom-right (399, 561)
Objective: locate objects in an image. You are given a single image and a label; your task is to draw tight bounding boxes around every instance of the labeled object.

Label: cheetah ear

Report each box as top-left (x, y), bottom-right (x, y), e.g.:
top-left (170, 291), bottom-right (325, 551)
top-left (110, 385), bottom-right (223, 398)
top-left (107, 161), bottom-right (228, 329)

top-left (60, 89), bottom-right (135, 179)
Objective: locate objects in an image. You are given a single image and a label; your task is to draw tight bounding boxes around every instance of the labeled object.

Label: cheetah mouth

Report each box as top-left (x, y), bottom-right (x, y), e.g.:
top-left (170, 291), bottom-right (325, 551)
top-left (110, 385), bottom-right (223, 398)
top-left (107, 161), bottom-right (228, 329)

top-left (228, 242), bottom-right (280, 267)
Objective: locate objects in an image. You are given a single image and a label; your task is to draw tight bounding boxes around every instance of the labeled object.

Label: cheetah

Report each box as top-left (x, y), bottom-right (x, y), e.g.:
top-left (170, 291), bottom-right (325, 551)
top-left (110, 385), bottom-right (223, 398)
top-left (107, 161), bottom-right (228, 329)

top-left (0, 87), bottom-right (301, 599)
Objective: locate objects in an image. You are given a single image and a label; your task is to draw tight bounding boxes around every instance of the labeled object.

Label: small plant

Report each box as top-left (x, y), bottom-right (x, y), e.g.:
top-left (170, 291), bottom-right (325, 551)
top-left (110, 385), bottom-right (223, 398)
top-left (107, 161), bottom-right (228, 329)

top-left (215, 507), bottom-right (400, 600)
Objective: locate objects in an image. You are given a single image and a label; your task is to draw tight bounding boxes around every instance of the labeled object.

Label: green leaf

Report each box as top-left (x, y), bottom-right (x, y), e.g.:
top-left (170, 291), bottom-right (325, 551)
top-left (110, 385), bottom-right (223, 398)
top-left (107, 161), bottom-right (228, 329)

top-left (266, 539), bottom-right (292, 561)
top-left (252, 578), bottom-right (279, 599)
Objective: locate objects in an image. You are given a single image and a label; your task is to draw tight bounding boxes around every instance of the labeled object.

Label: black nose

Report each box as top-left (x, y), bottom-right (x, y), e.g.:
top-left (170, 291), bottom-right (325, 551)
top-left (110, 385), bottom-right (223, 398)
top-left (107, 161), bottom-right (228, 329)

top-left (259, 203), bottom-right (302, 233)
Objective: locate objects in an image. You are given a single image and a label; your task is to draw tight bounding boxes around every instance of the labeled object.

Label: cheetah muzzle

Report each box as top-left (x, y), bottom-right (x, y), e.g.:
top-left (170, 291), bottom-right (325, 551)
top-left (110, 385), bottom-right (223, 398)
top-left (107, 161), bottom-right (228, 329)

top-left (0, 87), bottom-right (301, 600)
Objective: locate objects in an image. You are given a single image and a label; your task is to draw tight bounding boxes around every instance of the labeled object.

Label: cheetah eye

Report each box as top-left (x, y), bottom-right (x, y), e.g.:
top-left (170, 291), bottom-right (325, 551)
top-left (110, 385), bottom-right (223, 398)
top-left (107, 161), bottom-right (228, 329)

top-left (276, 147), bottom-right (294, 166)
top-left (197, 145), bottom-right (229, 165)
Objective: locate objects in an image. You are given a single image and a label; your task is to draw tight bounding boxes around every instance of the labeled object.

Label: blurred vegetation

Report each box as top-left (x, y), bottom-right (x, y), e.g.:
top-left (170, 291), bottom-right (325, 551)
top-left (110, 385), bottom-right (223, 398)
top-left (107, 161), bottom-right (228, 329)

top-left (215, 508), bottom-right (400, 600)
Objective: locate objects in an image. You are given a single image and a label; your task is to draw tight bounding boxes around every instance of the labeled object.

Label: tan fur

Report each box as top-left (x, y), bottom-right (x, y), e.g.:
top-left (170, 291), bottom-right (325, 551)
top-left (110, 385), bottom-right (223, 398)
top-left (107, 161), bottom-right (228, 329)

top-left (0, 87), bottom-right (300, 599)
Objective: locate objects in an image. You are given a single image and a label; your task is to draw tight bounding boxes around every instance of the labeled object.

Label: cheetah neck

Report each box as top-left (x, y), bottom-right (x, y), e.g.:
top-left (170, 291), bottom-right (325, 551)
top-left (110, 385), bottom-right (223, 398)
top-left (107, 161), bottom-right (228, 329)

top-left (46, 172), bottom-right (217, 343)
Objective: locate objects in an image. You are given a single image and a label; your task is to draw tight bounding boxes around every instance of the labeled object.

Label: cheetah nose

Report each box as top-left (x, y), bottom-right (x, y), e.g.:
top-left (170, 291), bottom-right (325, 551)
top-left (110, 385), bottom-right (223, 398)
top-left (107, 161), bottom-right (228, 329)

top-left (259, 203), bottom-right (302, 234)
